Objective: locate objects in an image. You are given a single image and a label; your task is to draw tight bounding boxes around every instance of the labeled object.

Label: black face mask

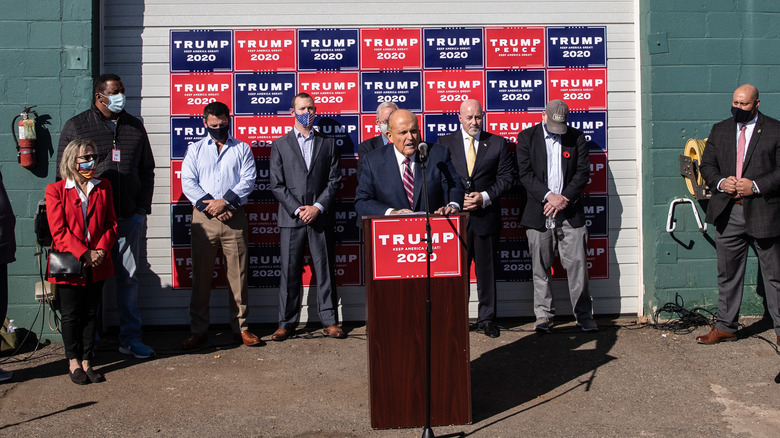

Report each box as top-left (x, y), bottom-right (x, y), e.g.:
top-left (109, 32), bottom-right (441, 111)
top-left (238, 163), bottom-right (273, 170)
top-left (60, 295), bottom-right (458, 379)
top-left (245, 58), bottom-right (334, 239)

top-left (731, 106), bottom-right (755, 124)
top-left (208, 125), bottom-right (230, 141)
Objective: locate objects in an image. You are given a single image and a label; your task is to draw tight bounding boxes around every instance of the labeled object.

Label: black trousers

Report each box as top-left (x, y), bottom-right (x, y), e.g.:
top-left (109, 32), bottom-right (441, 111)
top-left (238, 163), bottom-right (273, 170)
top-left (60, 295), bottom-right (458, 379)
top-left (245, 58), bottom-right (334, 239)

top-left (58, 275), bottom-right (103, 361)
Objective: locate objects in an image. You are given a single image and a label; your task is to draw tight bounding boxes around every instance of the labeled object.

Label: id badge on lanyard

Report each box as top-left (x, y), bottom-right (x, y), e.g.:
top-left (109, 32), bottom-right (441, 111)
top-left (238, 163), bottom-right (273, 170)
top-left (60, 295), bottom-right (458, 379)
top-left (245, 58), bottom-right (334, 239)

top-left (112, 140), bottom-right (120, 162)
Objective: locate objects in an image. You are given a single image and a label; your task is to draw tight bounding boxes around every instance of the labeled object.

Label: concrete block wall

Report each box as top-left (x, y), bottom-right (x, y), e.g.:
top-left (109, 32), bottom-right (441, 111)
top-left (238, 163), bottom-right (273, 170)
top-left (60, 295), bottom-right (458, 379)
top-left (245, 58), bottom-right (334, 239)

top-left (0, 0), bottom-right (96, 334)
top-left (640, 0), bottom-right (780, 318)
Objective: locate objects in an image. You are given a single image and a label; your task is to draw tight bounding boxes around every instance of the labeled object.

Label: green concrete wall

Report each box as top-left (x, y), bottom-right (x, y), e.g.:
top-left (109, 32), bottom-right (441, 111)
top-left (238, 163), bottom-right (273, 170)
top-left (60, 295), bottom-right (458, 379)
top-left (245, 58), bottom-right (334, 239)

top-left (641, 0), bottom-right (780, 319)
top-left (0, 1), bottom-right (97, 337)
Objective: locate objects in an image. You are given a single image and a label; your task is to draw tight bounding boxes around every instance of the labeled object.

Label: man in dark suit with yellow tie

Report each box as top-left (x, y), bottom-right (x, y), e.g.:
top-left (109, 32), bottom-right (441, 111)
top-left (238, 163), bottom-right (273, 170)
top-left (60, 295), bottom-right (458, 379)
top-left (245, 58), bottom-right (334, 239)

top-left (438, 99), bottom-right (515, 338)
top-left (269, 92), bottom-right (345, 342)
top-left (698, 84), bottom-right (780, 346)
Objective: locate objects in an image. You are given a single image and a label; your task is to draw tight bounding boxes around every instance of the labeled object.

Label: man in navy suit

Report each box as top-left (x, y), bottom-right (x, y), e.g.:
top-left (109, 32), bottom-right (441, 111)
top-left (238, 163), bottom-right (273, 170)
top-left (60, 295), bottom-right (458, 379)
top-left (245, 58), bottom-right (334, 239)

top-left (698, 84), bottom-right (780, 346)
top-left (355, 109), bottom-right (463, 217)
top-left (439, 99), bottom-right (515, 338)
top-left (357, 101), bottom-right (398, 183)
top-left (517, 99), bottom-right (597, 333)
top-left (269, 92), bottom-right (344, 342)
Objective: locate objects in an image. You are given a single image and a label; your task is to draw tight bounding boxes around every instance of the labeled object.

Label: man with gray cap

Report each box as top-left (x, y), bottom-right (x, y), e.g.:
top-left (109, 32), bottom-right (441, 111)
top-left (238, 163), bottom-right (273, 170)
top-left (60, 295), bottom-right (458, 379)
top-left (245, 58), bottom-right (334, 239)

top-left (516, 99), bottom-right (596, 333)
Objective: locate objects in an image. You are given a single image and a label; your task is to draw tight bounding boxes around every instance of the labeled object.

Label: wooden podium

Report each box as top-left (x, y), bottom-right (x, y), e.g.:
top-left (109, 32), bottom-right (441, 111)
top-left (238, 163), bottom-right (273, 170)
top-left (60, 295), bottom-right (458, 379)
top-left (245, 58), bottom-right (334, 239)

top-left (363, 213), bottom-right (471, 429)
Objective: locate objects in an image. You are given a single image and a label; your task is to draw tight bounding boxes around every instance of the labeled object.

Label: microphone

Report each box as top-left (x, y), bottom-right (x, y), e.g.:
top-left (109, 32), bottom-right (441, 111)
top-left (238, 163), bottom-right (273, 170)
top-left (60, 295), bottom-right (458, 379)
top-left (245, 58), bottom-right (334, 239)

top-left (417, 142), bottom-right (429, 163)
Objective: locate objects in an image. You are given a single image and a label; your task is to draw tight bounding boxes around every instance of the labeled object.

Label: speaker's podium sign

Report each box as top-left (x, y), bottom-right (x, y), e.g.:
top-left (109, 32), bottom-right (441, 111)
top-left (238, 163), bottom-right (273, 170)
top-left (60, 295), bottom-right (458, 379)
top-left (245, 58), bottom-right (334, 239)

top-left (370, 215), bottom-right (462, 280)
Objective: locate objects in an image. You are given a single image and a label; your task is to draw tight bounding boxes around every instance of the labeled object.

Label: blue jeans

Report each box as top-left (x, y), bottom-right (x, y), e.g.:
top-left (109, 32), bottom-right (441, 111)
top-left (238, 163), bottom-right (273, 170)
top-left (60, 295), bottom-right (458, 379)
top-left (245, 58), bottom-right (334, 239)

top-left (112, 213), bottom-right (146, 347)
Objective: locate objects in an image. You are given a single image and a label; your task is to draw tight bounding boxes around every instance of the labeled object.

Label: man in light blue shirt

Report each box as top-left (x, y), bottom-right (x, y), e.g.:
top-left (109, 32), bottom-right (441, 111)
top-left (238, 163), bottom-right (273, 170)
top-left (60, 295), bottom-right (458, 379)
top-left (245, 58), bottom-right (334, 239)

top-left (180, 101), bottom-right (262, 349)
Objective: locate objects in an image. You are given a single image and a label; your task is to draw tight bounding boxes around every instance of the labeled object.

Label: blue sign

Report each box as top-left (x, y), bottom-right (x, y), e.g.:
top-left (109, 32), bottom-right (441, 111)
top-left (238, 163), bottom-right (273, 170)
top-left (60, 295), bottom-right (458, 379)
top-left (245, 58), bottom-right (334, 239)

top-left (568, 111), bottom-right (607, 152)
top-left (170, 204), bottom-right (193, 247)
top-left (496, 239), bottom-right (532, 282)
top-left (547, 26), bottom-right (607, 68)
top-left (582, 195), bottom-right (608, 237)
top-left (423, 113), bottom-right (460, 144)
top-left (334, 201), bottom-right (360, 243)
top-left (360, 71), bottom-right (423, 113)
top-left (170, 29), bottom-right (233, 72)
top-left (248, 246), bottom-right (281, 288)
top-left (423, 27), bottom-right (484, 69)
top-left (297, 28), bottom-right (359, 71)
top-left (485, 70), bottom-right (546, 112)
top-left (315, 115), bottom-right (360, 156)
top-left (171, 117), bottom-right (207, 159)
top-left (234, 72), bottom-right (296, 115)
top-left (249, 158), bottom-right (275, 202)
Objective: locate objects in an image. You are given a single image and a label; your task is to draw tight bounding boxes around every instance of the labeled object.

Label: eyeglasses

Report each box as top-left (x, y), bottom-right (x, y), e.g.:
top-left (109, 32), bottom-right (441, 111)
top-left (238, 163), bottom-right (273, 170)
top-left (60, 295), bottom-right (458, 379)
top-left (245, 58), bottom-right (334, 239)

top-left (77, 154), bottom-right (97, 161)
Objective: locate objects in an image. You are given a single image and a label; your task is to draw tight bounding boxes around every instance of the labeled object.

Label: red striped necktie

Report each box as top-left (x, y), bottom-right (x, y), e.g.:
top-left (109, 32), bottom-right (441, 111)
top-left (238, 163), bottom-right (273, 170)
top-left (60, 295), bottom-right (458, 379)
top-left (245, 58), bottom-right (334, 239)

top-left (403, 157), bottom-right (414, 209)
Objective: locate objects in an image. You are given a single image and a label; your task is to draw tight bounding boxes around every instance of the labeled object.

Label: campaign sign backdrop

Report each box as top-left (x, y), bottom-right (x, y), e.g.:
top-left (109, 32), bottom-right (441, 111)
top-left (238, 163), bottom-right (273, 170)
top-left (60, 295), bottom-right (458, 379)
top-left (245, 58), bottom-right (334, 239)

top-left (496, 239), bottom-right (532, 282)
top-left (484, 27), bottom-right (546, 69)
top-left (423, 70), bottom-right (485, 113)
top-left (485, 69), bottom-right (546, 112)
top-left (360, 28), bottom-right (423, 70)
top-left (371, 216), bottom-right (462, 280)
top-left (334, 200), bottom-right (360, 243)
top-left (172, 247), bottom-right (227, 289)
top-left (360, 71), bottom-right (423, 113)
top-left (171, 117), bottom-right (207, 159)
top-left (233, 115), bottom-right (292, 158)
top-left (171, 204), bottom-right (193, 247)
top-left (249, 158), bottom-right (275, 202)
top-left (499, 196), bottom-right (527, 241)
top-left (547, 69), bottom-right (607, 110)
top-left (423, 27), bottom-right (484, 69)
top-left (234, 28), bottom-right (296, 72)
top-left (171, 73), bottom-right (233, 116)
top-left (233, 72), bottom-right (296, 115)
top-left (248, 246), bottom-right (282, 288)
top-left (568, 111), bottom-right (607, 153)
top-left (485, 111), bottom-right (543, 145)
top-left (316, 115), bottom-right (360, 156)
top-left (583, 195), bottom-right (608, 237)
top-left (337, 158), bottom-right (359, 200)
top-left (170, 160), bottom-right (186, 204)
top-left (171, 30), bottom-right (232, 72)
top-left (334, 244), bottom-right (363, 286)
top-left (546, 26), bottom-right (606, 68)
top-left (552, 236), bottom-right (609, 280)
top-left (360, 115), bottom-right (384, 142)
top-left (246, 202), bottom-right (280, 246)
top-left (297, 28), bottom-right (359, 71)
top-left (584, 152), bottom-right (608, 195)
top-left (423, 113), bottom-right (461, 144)
top-left (299, 71), bottom-right (360, 113)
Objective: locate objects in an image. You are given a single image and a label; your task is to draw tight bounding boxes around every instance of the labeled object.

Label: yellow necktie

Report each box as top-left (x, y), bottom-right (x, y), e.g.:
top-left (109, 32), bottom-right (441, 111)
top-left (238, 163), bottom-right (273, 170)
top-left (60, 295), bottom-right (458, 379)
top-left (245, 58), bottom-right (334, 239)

top-left (466, 136), bottom-right (476, 176)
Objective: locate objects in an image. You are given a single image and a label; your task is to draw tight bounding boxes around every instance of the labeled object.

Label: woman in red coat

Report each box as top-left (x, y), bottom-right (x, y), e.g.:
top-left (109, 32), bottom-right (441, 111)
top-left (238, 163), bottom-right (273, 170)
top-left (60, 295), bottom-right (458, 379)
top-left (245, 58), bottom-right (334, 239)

top-left (46, 139), bottom-right (117, 384)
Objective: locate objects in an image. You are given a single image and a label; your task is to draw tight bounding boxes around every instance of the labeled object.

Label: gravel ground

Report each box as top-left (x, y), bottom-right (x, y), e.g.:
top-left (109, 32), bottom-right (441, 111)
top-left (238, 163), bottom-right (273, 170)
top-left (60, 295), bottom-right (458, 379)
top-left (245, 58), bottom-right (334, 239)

top-left (0, 316), bottom-right (778, 437)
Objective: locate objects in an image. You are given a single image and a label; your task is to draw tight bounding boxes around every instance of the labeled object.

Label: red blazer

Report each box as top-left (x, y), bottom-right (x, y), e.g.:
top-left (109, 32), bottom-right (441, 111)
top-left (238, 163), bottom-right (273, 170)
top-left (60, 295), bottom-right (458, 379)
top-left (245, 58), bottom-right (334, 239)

top-left (45, 178), bottom-right (117, 285)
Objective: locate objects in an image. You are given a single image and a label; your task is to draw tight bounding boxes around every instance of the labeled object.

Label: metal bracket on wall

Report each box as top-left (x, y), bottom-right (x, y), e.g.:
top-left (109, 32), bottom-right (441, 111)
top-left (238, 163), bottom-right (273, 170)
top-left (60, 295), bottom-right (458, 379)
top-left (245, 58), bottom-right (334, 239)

top-left (666, 198), bottom-right (707, 233)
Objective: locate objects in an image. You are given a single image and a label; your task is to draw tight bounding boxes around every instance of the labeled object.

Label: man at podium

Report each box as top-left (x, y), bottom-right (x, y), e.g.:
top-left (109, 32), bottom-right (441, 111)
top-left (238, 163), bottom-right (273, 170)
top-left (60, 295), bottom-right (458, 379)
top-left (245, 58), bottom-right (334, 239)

top-left (355, 109), bottom-right (463, 217)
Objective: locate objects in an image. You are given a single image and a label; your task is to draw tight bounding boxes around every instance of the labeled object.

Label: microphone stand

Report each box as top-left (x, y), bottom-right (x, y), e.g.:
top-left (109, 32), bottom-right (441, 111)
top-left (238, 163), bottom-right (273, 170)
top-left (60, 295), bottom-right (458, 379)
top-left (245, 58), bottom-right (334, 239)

top-left (418, 148), bottom-right (435, 438)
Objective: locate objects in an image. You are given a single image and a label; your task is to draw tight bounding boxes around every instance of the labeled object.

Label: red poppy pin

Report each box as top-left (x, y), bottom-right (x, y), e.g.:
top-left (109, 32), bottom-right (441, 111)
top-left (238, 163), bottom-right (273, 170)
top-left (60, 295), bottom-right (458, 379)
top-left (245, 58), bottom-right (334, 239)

top-left (563, 151), bottom-right (571, 159)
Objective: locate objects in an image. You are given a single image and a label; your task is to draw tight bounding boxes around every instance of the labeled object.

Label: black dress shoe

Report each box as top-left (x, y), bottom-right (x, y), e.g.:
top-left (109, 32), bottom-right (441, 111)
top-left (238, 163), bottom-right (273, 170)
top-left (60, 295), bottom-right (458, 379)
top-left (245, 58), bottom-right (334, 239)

top-left (84, 368), bottom-right (105, 383)
top-left (69, 368), bottom-right (88, 385)
top-left (476, 322), bottom-right (500, 338)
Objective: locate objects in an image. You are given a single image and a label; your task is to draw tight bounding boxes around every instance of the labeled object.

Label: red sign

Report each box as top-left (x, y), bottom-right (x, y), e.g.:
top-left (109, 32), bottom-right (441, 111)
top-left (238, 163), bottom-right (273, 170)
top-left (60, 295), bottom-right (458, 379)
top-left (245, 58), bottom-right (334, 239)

top-left (500, 196), bottom-right (527, 240)
top-left (371, 216), bottom-right (462, 280)
top-left (171, 73), bottom-right (233, 116)
top-left (338, 157), bottom-right (359, 200)
top-left (361, 114), bottom-right (382, 141)
top-left (233, 115), bottom-right (293, 158)
top-left (170, 160), bottom-right (187, 203)
top-left (360, 27), bottom-right (423, 70)
top-left (245, 202), bottom-right (280, 245)
top-left (423, 70), bottom-right (485, 113)
top-left (547, 69), bottom-right (607, 110)
top-left (583, 152), bottom-right (608, 195)
top-left (234, 28), bottom-right (296, 72)
top-left (297, 71), bottom-right (360, 113)
top-left (551, 236), bottom-right (609, 280)
top-left (172, 247), bottom-right (227, 289)
top-left (485, 112), bottom-right (542, 145)
top-left (485, 27), bottom-right (546, 68)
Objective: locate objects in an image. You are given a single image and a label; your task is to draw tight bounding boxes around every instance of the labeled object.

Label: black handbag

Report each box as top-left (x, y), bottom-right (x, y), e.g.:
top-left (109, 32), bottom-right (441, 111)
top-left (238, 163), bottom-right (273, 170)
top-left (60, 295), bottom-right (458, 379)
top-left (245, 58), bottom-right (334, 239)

top-left (47, 249), bottom-right (84, 278)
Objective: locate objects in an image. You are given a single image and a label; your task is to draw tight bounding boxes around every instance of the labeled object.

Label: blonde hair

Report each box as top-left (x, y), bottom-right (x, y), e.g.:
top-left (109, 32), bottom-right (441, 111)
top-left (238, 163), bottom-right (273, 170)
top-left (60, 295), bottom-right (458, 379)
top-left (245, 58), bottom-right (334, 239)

top-left (59, 139), bottom-right (97, 181)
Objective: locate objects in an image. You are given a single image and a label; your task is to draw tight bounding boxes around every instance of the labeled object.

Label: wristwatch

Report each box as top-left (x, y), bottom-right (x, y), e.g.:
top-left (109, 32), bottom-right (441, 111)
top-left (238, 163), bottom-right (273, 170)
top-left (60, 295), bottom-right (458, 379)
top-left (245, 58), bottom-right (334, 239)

top-left (752, 181), bottom-right (759, 194)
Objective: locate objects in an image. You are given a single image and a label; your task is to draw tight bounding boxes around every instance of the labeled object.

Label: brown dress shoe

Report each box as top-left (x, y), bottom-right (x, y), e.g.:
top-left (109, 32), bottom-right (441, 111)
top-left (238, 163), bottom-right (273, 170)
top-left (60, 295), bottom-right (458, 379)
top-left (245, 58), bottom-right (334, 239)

top-left (182, 332), bottom-right (207, 349)
top-left (323, 325), bottom-right (346, 339)
top-left (271, 328), bottom-right (291, 342)
top-left (695, 327), bottom-right (737, 344)
top-left (237, 330), bottom-right (264, 346)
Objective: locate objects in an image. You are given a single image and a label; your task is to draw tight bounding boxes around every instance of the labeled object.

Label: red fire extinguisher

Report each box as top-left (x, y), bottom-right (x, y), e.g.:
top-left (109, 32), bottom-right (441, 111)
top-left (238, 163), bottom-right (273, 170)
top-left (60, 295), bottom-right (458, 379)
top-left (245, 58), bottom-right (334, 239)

top-left (12, 105), bottom-right (38, 169)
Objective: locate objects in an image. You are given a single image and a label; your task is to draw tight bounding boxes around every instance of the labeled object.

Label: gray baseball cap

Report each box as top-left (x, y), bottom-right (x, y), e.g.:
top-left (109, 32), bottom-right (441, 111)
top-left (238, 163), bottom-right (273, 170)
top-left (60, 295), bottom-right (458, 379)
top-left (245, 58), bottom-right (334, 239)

top-left (545, 99), bottom-right (569, 134)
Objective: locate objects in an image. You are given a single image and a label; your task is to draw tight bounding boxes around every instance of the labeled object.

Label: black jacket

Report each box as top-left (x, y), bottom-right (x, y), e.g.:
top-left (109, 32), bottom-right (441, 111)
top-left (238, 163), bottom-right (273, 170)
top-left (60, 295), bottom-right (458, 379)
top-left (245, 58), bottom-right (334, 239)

top-left (0, 171), bottom-right (15, 265)
top-left (58, 105), bottom-right (155, 219)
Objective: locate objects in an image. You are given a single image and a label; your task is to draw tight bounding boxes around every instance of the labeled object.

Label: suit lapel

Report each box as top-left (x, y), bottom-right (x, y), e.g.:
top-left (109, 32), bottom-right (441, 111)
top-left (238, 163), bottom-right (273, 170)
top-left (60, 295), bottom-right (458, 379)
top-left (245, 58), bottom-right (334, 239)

top-left (66, 187), bottom-right (86, 240)
top-left (742, 114), bottom-right (763, 172)
top-left (383, 146), bottom-right (409, 209)
top-left (472, 131), bottom-right (490, 174)
top-left (413, 158), bottom-right (423, 210)
top-left (285, 130), bottom-right (309, 172)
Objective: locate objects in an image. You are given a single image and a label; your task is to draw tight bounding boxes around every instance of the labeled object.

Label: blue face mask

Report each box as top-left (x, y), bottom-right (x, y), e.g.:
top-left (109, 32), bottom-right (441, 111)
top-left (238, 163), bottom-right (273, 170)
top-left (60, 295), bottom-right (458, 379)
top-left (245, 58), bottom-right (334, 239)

top-left (295, 112), bottom-right (316, 127)
top-left (77, 160), bottom-right (96, 171)
top-left (100, 93), bottom-right (126, 113)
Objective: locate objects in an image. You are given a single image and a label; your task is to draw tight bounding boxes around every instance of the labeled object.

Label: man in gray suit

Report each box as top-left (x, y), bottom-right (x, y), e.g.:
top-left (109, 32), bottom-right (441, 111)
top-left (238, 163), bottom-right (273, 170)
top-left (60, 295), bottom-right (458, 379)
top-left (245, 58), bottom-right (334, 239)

top-left (698, 84), bottom-right (780, 346)
top-left (269, 92), bottom-right (344, 341)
